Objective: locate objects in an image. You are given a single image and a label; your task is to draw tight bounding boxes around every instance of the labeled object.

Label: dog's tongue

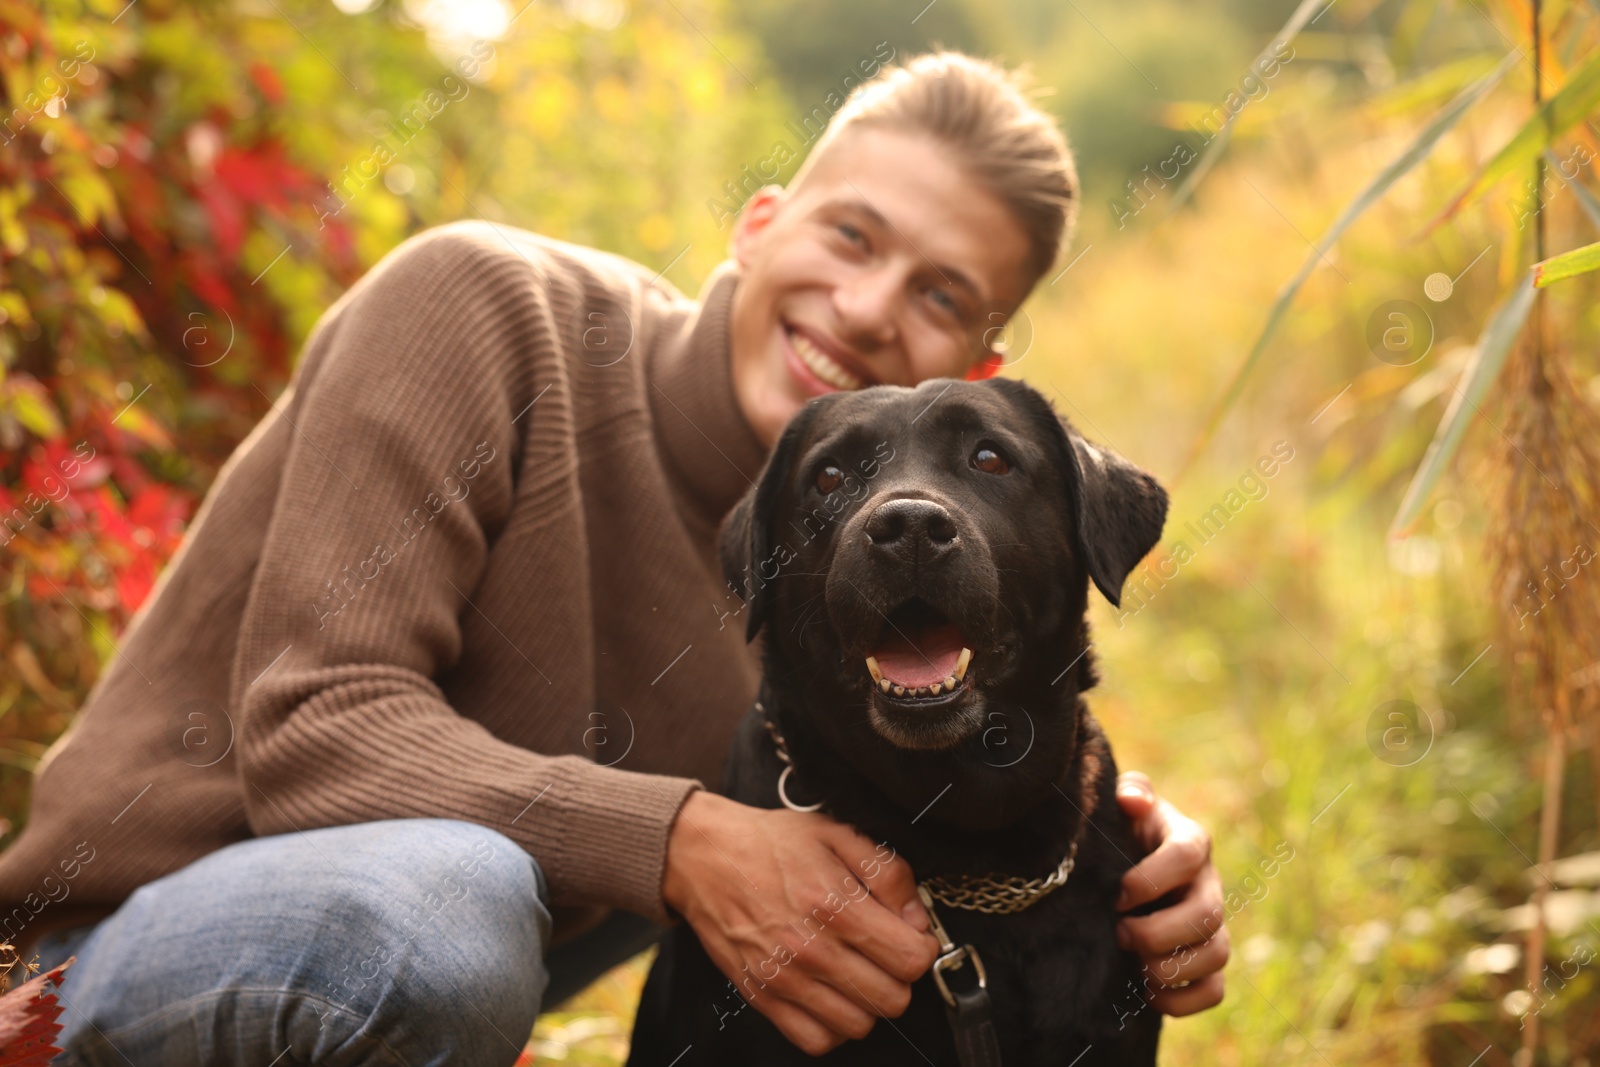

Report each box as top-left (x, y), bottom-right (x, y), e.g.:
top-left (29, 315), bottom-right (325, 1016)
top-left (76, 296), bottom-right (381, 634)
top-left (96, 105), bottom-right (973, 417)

top-left (870, 623), bottom-right (965, 688)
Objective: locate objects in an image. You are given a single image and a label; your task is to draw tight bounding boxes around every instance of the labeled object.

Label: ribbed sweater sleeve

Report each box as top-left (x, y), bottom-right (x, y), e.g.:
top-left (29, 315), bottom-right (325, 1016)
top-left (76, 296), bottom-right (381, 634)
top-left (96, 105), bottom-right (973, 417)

top-left (230, 226), bottom-right (700, 923)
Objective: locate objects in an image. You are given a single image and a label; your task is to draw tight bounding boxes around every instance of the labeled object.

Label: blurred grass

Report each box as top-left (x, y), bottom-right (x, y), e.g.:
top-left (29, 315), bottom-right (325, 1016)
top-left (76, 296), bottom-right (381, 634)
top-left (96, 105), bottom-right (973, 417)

top-left (528, 953), bottom-right (653, 1065)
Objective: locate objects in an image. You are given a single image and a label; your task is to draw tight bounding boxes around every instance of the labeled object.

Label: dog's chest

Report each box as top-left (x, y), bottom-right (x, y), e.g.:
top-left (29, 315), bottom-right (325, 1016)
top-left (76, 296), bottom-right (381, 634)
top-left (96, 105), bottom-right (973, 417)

top-left (715, 706), bottom-right (1160, 1063)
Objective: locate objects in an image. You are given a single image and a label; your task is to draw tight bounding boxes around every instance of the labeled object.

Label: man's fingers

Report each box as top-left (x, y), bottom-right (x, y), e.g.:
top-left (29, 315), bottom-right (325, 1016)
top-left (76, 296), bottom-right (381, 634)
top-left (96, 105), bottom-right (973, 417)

top-left (1117, 808), bottom-right (1212, 911)
top-left (826, 892), bottom-right (939, 983)
top-left (805, 822), bottom-right (935, 980)
top-left (1147, 971), bottom-right (1226, 1016)
top-left (740, 946), bottom-right (880, 1052)
top-left (826, 824), bottom-right (919, 914)
top-left (1143, 925), bottom-right (1231, 988)
top-left (787, 976), bottom-right (881, 1042)
top-left (790, 933), bottom-right (918, 1020)
top-left (1115, 770), bottom-right (1157, 822)
top-left (757, 996), bottom-right (850, 1056)
top-left (1118, 869), bottom-right (1225, 958)
top-left (702, 934), bottom-right (850, 1055)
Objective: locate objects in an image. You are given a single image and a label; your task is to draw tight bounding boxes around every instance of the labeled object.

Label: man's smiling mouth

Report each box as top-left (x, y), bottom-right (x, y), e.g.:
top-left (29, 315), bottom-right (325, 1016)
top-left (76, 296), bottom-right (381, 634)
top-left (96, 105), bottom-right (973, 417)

top-left (784, 323), bottom-right (869, 392)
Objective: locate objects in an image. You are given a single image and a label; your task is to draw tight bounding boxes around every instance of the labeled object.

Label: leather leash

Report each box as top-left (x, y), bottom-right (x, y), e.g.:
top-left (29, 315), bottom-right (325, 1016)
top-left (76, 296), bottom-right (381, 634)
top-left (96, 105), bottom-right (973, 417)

top-left (919, 883), bottom-right (1004, 1067)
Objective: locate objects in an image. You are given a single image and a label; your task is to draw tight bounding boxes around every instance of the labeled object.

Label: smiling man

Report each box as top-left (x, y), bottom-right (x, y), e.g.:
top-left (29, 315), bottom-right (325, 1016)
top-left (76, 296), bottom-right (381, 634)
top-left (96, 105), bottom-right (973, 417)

top-left (0, 52), bottom-right (1225, 1065)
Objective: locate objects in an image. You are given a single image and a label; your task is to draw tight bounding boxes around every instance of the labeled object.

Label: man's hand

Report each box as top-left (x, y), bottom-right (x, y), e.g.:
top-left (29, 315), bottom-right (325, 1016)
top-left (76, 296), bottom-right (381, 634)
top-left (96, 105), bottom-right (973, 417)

top-left (1113, 771), bottom-right (1229, 1016)
top-left (663, 791), bottom-right (940, 1055)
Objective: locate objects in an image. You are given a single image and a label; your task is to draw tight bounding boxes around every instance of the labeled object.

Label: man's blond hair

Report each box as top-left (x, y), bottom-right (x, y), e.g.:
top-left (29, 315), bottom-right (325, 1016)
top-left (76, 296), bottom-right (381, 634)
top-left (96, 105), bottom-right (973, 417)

top-left (792, 51), bottom-right (1079, 291)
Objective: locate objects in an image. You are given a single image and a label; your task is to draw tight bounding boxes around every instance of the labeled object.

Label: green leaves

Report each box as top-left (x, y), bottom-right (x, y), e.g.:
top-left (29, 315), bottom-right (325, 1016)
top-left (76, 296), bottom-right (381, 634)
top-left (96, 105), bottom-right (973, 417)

top-left (1435, 49), bottom-right (1600, 224)
top-left (0, 376), bottom-right (63, 440)
top-left (1162, 0), bottom-right (1326, 218)
top-left (1533, 238), bottom-right (1600, 286)
top-left (1389, 275), bottom-right (1537, 537)
top-left (1180, 50), bottom-right (1517, 476)
top-left (1548, 150), bottom-right (1600, 234)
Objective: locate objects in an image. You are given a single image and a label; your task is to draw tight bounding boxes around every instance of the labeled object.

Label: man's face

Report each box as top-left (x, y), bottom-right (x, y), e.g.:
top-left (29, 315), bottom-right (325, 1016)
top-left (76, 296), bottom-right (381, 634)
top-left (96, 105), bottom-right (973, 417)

top-left (728, 129), bottom-right (1034, 448)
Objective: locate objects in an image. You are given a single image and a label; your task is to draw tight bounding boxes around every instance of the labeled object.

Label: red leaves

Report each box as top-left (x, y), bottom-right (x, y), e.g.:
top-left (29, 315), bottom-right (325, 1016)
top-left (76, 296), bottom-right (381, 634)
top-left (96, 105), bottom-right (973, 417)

top-left (113, 555), bottom-right (156, 613)
top-left (198, 178), bottom-right (249, 261)
top-left (0, 958), bottom-right (72, 1066)
top-left (45, 441), bottom-right (112, 491)
top-left (249, 62), bottom-right (286, 106)
top-left (204, 140), bottom-right (330, 260)
top-left (8, 436), bottom-right (194, 615)
top-left (77, 484), bottom-right (194, 613)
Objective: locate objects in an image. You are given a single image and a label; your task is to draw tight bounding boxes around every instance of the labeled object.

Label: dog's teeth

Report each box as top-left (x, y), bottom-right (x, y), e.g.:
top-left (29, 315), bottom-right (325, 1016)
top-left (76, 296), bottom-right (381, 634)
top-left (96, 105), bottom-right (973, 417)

top-left (943, 675), bottom-right (957, 690)
top-left (929, 682), bottom-right (942, 695)
top-left (893, 685), bottom-right (906, 696)
top-left (879, 678), bottom-right (891, 693)
top-left (865, 656), bottom-right (883, 684)
top-left (954, 647), bottom-right (972, 681)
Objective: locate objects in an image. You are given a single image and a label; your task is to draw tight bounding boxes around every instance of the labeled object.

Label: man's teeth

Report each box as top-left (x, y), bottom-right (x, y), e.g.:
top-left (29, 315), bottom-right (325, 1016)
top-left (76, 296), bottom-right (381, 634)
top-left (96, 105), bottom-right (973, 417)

top-left (864, 649), bottom-right (974, 699)
top-left (790, 329), bottom-right (864, 391)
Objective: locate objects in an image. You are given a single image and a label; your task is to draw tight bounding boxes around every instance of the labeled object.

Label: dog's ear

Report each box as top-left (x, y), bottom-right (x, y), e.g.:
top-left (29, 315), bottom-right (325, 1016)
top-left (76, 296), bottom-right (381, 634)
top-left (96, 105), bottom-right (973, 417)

top-left (986, 378), bottom-right (1168, 607)
top-left (1064, 432), bottom-right (1168, 606)
top-left (719, 397), bottom-right (830, 642)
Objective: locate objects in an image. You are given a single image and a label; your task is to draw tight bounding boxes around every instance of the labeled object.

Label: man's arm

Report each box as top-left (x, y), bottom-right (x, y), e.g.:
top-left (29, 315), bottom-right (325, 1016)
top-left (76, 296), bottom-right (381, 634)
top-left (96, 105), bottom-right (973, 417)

top-left (1114, 771), bottom-right (1230, 1015)
top-left (231, 224), bottom-right (699, 922)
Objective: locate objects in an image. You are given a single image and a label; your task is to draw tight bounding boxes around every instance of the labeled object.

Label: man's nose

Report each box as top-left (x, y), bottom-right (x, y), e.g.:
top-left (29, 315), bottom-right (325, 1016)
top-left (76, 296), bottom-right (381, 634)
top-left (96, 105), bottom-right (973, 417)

top-left (864, 498), bottom-right (960, 566)
top-left (834, 269), bottom-right (900, 346)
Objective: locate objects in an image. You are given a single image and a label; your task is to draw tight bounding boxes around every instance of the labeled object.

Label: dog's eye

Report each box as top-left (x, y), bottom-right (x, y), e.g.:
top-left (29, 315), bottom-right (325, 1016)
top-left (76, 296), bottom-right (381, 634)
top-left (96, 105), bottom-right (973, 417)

top-left (815, 464), bottom-right (845, 493)
top-left (971, 446), bottom-right (1010, 475)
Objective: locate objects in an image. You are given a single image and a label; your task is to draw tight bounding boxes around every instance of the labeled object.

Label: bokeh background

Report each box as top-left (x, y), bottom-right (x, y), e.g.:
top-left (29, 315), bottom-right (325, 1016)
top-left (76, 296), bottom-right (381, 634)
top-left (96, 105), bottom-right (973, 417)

top-left (4, 0), bottom-right (1600, 1063)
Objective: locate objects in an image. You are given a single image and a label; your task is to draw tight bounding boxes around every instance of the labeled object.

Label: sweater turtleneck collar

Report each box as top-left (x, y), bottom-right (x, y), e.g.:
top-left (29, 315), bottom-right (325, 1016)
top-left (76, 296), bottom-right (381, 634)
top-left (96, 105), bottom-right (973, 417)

top-left (647, 259), bottom-right (771, 528)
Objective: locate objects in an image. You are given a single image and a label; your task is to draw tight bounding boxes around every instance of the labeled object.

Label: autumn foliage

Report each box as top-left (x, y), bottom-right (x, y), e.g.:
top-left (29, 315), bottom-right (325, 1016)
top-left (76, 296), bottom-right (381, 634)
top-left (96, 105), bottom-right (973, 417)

top-left (0, 0), bottom-right (373, 829)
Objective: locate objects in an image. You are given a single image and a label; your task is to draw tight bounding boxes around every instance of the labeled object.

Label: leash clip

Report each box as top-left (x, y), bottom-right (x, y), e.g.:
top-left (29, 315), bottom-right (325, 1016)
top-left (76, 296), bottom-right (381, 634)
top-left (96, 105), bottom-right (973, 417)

top-left (919, 884), bottom-right (989, 1010)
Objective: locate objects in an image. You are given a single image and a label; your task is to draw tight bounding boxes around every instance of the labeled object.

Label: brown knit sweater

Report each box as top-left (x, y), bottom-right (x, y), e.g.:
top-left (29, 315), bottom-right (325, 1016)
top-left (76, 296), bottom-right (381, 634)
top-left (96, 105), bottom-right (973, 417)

top-left (0, 222), bottom-right (771, 957)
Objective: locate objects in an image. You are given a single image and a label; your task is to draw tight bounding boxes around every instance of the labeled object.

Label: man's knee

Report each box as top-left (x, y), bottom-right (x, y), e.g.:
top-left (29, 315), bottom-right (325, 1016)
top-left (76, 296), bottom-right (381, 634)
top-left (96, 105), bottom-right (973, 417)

top-left (318, 820), bottom-right (550, 1046)
top-left (367, 819), bottom-right (548, 944)
top-left (52, 819), bottom-right (552, 1066)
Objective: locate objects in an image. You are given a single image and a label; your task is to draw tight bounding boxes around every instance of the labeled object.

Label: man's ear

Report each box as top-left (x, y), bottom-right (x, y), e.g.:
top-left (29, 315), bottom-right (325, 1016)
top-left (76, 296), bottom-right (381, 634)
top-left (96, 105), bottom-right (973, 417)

top-left (731, 186), bottom-right (785, 268)
top-left (986, 378), bottom-right (1168, 607)
top-left (719, 396), bottom-right (828, 642)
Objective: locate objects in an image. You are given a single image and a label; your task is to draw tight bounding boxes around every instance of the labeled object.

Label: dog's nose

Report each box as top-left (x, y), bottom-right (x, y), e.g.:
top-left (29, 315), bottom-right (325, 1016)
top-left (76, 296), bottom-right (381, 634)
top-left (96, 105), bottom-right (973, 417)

top-left (865, 498), bottom-right (959, 564)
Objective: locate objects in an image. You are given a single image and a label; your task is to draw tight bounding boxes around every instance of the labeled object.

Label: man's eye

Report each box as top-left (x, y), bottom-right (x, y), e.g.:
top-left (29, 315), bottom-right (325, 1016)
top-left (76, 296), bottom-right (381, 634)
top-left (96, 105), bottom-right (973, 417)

top-left (836, 222), bottom-right (865, 245)
top-left (815, 464), bottom-right (845, 493)
top-left (971, 446), bottom-right (1009, 475)
top-left (928, 287), bottom-right (958, 314)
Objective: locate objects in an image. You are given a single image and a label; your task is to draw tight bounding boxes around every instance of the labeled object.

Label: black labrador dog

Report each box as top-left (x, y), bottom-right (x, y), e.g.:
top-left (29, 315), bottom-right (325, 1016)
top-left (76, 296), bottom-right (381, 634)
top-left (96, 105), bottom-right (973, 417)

top-left (629, 377), bottom-right (1167, 1066)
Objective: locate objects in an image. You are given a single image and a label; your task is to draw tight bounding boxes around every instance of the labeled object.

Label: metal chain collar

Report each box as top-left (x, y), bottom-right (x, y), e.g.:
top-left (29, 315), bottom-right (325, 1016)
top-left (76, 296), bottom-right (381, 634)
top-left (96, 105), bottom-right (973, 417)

top-left (918, 841), bottom-right (1078, 914)
top-left (758, 698), bottom-right (1080, 916)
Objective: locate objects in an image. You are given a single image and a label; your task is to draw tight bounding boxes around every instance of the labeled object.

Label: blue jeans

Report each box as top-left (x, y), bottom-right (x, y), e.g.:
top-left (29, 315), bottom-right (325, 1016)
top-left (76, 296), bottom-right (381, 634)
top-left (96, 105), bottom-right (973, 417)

top-left (30, 819), bottom-right (666, 1066)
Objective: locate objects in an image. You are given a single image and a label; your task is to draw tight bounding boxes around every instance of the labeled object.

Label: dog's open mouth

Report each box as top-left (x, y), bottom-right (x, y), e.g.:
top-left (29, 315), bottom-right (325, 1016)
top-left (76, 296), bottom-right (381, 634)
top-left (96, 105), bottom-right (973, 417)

top-left (862, 598), bottom-right (974, 703)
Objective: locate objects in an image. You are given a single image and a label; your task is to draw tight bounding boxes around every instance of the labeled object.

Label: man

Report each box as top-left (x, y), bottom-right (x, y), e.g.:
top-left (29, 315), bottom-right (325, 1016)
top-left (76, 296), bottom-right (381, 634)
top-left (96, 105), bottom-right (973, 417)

top-left (3, 52), bottom-right (1226, 1064)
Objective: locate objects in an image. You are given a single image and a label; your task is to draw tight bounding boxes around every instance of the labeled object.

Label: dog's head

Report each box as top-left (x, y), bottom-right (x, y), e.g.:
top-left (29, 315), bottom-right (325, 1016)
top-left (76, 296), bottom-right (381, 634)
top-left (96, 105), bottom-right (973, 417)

top-left (722, 377), bottom-right (1167, 758)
